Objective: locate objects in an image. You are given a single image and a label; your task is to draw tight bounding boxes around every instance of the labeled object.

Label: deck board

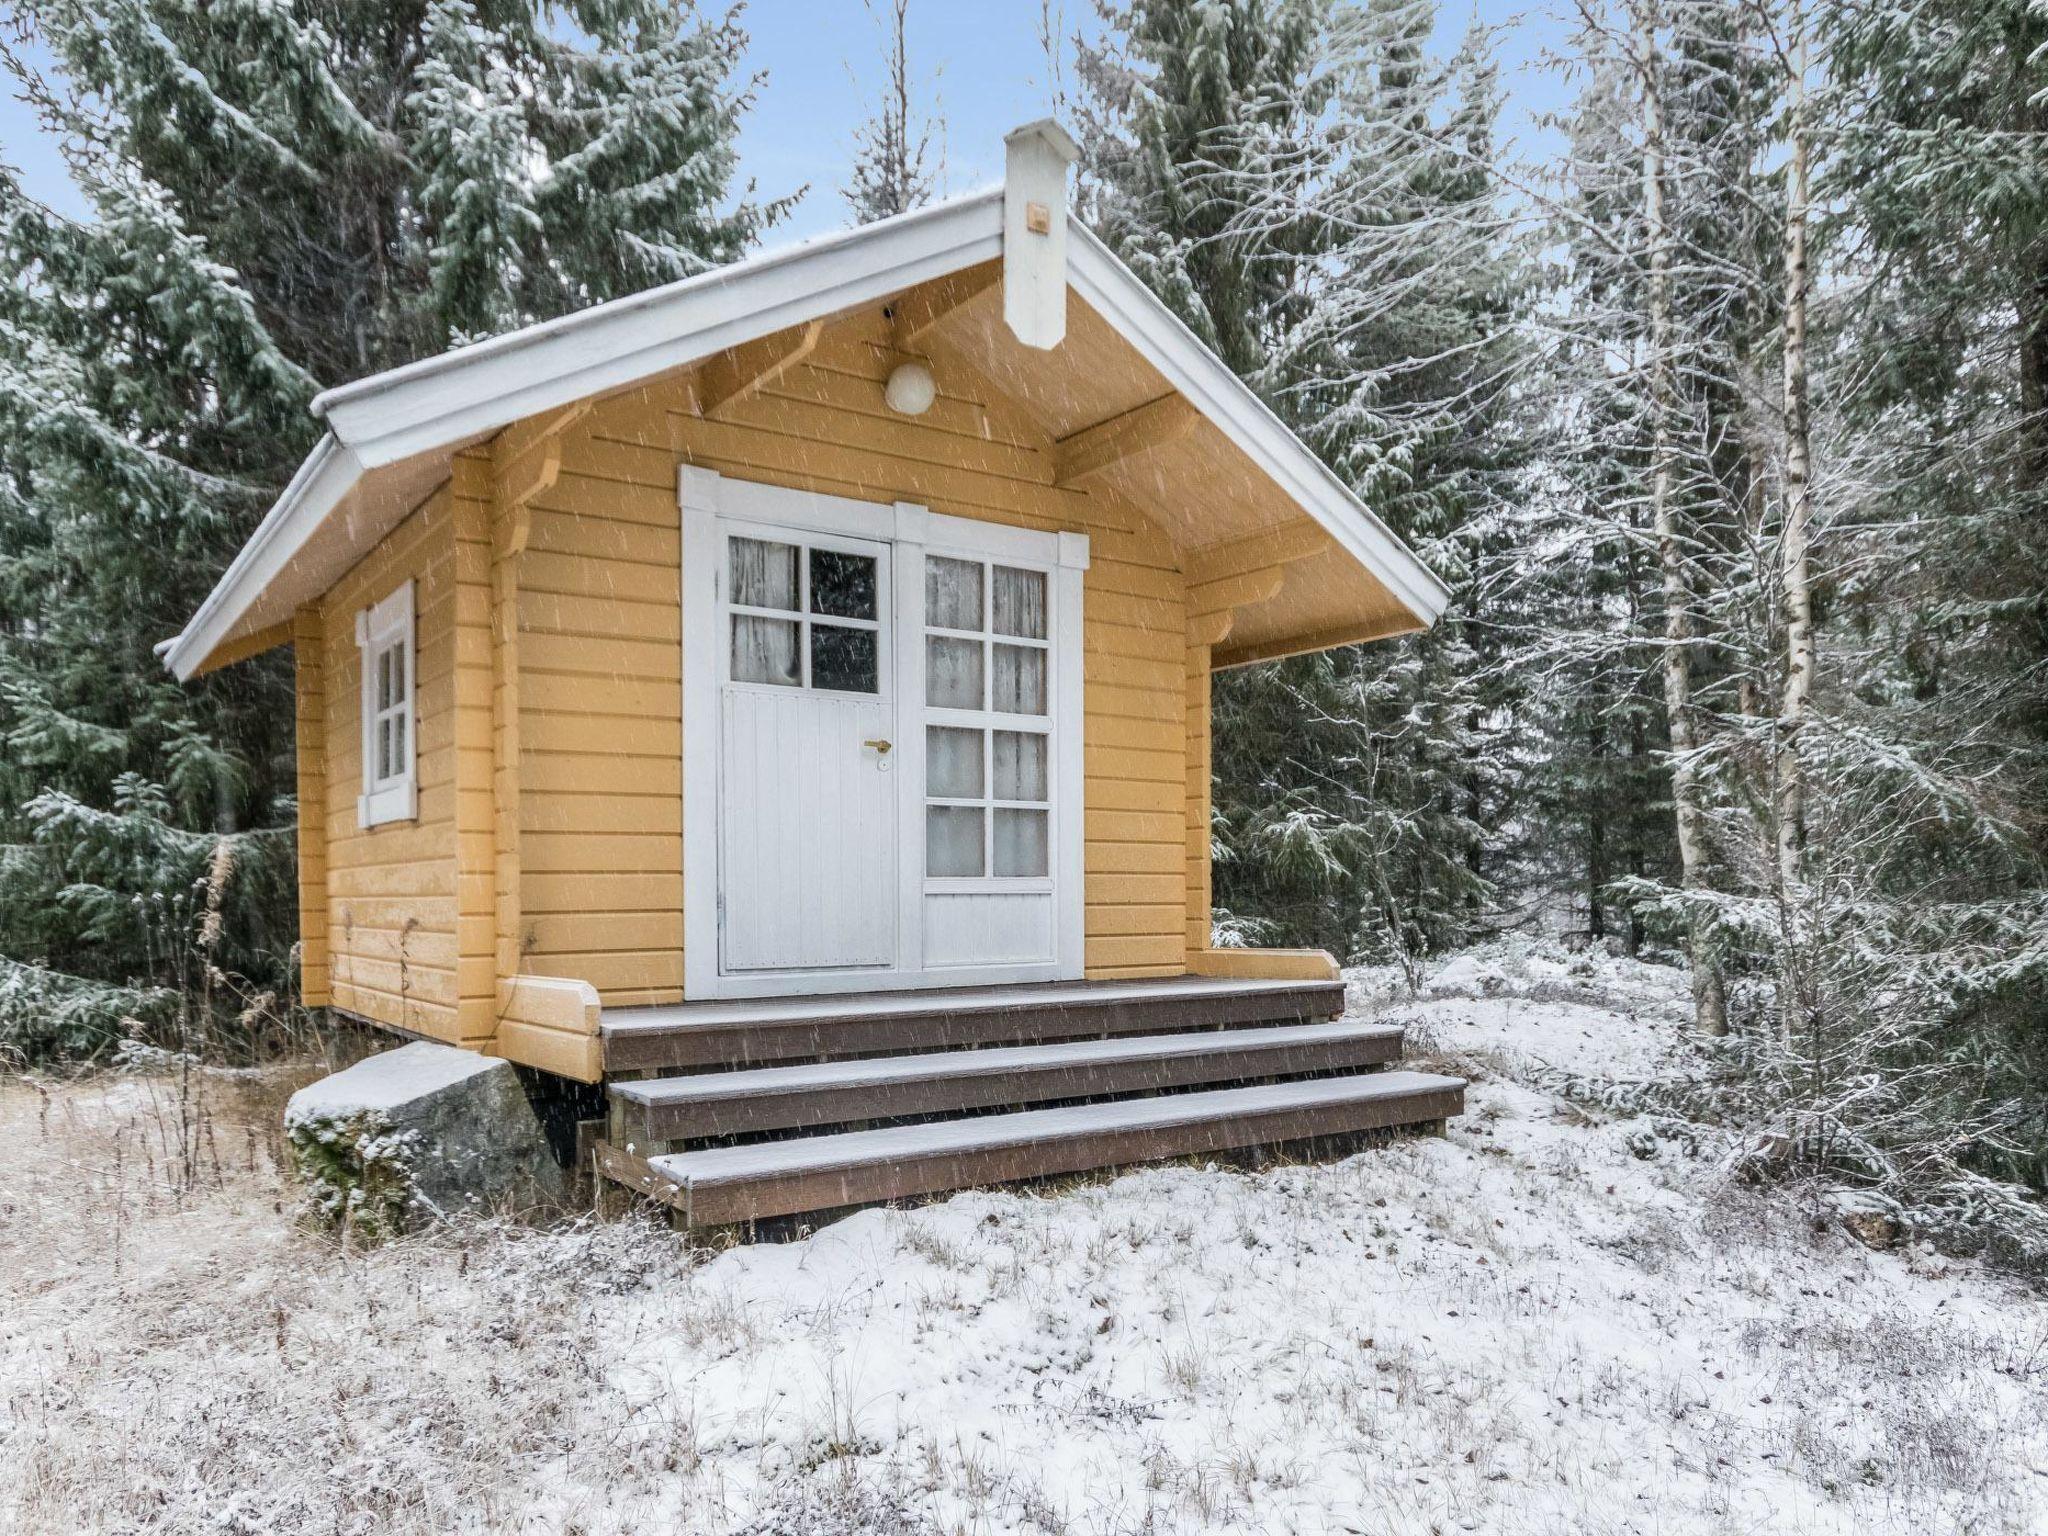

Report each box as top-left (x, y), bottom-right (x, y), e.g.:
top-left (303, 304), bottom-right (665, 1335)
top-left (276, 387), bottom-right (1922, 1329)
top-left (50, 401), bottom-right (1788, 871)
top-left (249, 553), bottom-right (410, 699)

top-left (601, 974), bottom-right (1347, 1073)
top-left (612, 1071), bottom-right (1465, 1225)
top-left (608, 1021), bottom-right (1403, 1139)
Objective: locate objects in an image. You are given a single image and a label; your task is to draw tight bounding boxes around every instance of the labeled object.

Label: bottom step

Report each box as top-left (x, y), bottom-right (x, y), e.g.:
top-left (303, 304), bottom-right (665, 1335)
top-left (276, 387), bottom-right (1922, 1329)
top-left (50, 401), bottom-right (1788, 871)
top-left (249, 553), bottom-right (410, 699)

top-left (600, 1071), bottom-right (1465, 1226)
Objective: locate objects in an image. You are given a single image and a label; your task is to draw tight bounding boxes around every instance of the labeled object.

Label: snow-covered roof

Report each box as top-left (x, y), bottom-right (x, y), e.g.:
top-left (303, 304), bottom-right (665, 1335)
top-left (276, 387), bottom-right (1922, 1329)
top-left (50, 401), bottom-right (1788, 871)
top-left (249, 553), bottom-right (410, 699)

top-left (163, 141), bottom-right (1450, 682)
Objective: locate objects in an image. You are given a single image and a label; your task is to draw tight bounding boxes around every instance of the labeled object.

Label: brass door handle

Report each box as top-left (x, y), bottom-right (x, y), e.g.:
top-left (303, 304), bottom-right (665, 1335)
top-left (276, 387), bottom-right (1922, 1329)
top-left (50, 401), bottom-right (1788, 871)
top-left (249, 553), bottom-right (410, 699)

top-left (864, 739), bottom-right (893, 754)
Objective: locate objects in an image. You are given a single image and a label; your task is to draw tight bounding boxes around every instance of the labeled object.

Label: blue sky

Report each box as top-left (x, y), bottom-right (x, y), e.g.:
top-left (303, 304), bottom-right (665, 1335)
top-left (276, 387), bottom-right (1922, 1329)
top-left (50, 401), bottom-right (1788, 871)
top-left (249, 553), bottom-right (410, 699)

top-left (0, 1), bottom-right (1569, 239)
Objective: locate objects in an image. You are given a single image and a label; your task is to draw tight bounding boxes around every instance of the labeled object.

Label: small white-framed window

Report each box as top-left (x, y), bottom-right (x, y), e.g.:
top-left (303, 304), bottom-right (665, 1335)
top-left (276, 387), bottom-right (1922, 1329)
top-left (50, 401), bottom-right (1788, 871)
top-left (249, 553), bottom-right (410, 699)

top-left (356, 579), bottom-right (417, 828)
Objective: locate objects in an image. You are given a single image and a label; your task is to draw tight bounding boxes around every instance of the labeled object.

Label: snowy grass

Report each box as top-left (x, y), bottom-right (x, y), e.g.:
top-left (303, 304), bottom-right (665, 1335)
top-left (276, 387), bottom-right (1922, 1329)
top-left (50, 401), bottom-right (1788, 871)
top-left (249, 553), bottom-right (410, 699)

top-left (3, 946), bottom-right (2045, 1533)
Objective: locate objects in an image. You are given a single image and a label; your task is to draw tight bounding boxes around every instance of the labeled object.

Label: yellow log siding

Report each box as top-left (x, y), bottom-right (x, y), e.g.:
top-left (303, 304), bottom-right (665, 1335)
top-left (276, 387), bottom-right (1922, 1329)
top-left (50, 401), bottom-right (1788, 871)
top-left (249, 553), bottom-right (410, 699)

top-left (507, 327), bottom-right (1190, 1003)
top-left (293, 605), bottom-right (329, 1007)
top-left (307, 319), bottom-right (1210, 1032)
top-left (318, 486), bottom-right (467, 1043)
top-left (448, 452), bottom-right (499, 1045)
top-left (1185, 639), bottom-right (1213, 957)
top-left (515, 421), bottom-right (685, 1007)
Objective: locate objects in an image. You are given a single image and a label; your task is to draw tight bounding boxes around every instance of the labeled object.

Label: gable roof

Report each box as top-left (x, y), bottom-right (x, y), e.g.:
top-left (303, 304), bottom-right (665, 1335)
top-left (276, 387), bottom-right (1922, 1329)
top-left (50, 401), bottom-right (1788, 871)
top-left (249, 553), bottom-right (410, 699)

top-left (163, 183), bottom-right (1449, 682)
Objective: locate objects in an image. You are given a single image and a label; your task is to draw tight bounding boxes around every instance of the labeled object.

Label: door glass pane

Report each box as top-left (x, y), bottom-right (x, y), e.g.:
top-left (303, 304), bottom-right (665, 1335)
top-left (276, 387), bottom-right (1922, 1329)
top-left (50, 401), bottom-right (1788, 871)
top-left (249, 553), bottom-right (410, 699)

top-left (927, 726), bottom-right (984, 798)
top-left (927, 806), bottom-right (985, 876)
top-left (992, 566), bottom-right (1047, 639)
top-left (991, 644), bottom-right (1046, 714)
top-left (992, 730), bottom-right (1047, 801)
top-left (810, 624), bottom-right (878, 693)
top-left (731, 537), bottom-right (798, 610)
top-left (732, 614), bottom-right (800, 686)
top-left (809, 548), bottom-right (877, 620)
top-left (926, 636), bottom-right (983, 709)
top-left (926, 556), bottom-right (983, 631)
top-left (994, 808), bottom-right (1049, 877)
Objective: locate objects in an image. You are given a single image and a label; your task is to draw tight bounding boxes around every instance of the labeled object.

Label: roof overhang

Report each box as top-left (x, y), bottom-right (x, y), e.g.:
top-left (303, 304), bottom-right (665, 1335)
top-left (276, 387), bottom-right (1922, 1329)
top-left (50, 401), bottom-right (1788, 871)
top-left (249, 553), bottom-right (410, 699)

top-left (165, 150), bottom-right (1449, 682)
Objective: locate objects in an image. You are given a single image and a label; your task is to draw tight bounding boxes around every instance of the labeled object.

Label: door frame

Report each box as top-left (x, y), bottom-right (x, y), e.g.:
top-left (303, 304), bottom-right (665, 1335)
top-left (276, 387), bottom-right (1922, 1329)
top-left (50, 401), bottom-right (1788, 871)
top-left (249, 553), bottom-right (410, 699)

top-left (681, 466), bottom-right (1089, 1000)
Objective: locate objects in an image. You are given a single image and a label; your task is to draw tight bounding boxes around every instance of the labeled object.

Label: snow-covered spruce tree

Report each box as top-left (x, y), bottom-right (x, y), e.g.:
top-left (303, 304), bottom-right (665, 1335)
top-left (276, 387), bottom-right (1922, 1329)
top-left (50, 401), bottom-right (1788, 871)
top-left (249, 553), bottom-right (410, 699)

top-left (842, 0), bottom-right (942, 225)
top-left (0, 0), bottom-right (782, 1061)
top-left (1486, 36), bottom-right (1672, 955)
top-left (1074, 0), bottom-right (1327, 382)
top-left (1721, 0), bottom-right (2048, 1231)
top-left (1082, 1), bottom-right (1533, 966)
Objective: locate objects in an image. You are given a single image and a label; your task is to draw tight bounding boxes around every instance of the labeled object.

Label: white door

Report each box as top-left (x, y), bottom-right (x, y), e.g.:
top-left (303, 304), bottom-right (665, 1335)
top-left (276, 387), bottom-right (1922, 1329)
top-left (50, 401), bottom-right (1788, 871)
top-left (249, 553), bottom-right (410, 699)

top-left (682, 469), bottom-right (1087, 999)
top-left (715, 522), bottom-right (897, 972)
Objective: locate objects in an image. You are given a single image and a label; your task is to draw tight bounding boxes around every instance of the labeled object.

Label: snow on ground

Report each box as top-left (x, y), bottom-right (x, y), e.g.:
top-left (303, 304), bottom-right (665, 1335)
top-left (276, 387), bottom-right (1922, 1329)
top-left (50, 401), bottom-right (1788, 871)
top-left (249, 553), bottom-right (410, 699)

top-left (3, 942), bottom-right (2044, 1534)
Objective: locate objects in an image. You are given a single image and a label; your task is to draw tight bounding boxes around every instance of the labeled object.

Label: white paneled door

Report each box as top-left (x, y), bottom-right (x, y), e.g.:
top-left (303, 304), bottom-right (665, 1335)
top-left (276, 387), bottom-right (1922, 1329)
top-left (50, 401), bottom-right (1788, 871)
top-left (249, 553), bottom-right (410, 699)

top-left (716, 523), bottom-right (898, 972)
top-left (683, 469), bottom-right (1088, 999)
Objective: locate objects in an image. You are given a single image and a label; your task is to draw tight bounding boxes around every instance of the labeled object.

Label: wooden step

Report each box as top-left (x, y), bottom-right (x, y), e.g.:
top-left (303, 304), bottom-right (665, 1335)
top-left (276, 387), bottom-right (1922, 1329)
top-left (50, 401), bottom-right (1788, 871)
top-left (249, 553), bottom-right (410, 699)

top-left (602, 976), bottom-right (1347, 1074)
top-left (609, 1021), bottom-right (1405, 1142)
top-left (597, 1071), bottom-right (1465, 1226)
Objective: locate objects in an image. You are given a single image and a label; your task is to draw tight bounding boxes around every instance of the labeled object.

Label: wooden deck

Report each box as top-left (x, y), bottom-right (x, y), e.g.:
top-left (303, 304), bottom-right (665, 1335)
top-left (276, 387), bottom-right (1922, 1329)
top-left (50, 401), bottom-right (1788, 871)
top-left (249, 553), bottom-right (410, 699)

top-left (593, 974), bottom-right (1462, 1227)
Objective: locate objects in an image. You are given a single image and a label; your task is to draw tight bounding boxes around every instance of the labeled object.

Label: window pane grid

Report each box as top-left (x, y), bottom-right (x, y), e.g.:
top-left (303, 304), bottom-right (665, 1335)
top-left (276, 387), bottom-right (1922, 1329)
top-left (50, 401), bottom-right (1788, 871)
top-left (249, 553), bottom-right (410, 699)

top-left (727, 535), bottom-right (882, 695)
top-left (920, 555), bottom-right (1057, 882)
top-left (367, 637), bottom-right (412, 791)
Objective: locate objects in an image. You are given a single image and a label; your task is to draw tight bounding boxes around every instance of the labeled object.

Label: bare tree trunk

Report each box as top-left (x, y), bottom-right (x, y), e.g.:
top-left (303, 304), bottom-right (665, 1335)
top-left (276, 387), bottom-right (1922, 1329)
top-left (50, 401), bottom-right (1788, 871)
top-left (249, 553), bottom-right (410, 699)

top-left (1775, 1), bottom-right (1816, 1036)
top-left (1639, 0), bottom-right (1728, 1034)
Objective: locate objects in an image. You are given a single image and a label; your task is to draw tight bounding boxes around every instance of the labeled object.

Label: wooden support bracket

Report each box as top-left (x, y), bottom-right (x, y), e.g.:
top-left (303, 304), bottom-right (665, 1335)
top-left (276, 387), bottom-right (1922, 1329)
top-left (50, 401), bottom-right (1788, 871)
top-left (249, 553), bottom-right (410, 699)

top-left (889, 265), bottom-right (1001, 352)
top-left (1053, 394), bottom-right (1199, 487)
top-left (492, 399), bottom-right (591, 516)
top-left (1186, 521), bottom-right (1329, 587)
top-left (1188, 564), bottom-right (1288, 618)
top-left (695, 319), bottom-right (826, 418)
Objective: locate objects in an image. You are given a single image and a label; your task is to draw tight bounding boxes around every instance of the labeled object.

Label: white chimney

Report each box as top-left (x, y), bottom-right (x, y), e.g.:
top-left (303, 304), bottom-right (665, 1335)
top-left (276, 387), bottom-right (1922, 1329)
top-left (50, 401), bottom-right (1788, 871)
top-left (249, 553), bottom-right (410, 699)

top-left (1002, 119), bottom-right (1080, 350)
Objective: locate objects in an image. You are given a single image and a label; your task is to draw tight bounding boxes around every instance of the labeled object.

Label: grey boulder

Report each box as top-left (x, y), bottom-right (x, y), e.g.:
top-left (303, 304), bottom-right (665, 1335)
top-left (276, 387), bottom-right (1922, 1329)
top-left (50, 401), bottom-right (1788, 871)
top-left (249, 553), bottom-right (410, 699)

top-left (285, 1041), bottom-right (570, 1238)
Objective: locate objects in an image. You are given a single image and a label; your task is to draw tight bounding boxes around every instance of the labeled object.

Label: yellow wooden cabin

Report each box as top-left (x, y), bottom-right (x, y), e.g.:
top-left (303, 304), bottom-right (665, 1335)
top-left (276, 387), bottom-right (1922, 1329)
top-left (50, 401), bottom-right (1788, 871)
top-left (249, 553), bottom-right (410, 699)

top-left (168, 123), bottom-right (1463, 1223)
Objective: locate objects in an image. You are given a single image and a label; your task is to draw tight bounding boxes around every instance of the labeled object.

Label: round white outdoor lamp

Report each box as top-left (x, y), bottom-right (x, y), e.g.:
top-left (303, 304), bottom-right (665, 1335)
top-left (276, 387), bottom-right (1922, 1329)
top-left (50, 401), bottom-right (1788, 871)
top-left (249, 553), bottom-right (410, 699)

top-left (884, 359), bottom-right (936, 416)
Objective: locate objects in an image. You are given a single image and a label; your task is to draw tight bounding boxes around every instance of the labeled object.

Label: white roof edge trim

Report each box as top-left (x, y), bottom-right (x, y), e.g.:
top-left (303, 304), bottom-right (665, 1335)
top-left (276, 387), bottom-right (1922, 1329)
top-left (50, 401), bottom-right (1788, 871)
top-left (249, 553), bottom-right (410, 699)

top-left (162, 191), bottom-right (1008, 680)
top-left (163, 433), bottom-right (361, 681)
top-left (320, 188), bottom-right (1006, 466)
top-left (167, 183), bottom-right (1448, 682)
top-left (1065, 224), bottom-right (1451, 627)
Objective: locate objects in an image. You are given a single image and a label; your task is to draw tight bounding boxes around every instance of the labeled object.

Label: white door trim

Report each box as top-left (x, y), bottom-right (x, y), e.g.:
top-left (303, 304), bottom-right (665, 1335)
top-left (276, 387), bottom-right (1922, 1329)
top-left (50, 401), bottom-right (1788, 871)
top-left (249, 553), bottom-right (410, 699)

top-left (681, 466), bottom-right (1087, 999)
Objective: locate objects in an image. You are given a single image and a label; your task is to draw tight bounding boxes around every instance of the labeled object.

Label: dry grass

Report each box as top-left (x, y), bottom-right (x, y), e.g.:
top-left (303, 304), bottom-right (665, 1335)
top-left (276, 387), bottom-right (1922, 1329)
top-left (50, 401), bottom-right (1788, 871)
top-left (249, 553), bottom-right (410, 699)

top-left (0, 1065), bottom-right (682, 1532)
top-left (3, 1021), bottom-right (2045, 1534)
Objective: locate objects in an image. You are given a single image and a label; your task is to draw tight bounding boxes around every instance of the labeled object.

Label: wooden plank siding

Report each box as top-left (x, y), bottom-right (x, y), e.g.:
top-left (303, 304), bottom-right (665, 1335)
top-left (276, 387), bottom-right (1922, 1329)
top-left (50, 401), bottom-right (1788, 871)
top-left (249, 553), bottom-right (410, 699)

top-left (1185, 639), bottom-right (1213, 955)
top-left (293, 605), bottom-right (329, 1007)
top-left (307, 315), bottom-right (1209, 1038)
top-left (448, 452), bottom-right (499, 1044)
top-left (317, 486), bottom-right (467, 1043)
top-left (515, 419), bottom-right (685, 1007)
top-left (504, 325), bottom-right (1190, 1005)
